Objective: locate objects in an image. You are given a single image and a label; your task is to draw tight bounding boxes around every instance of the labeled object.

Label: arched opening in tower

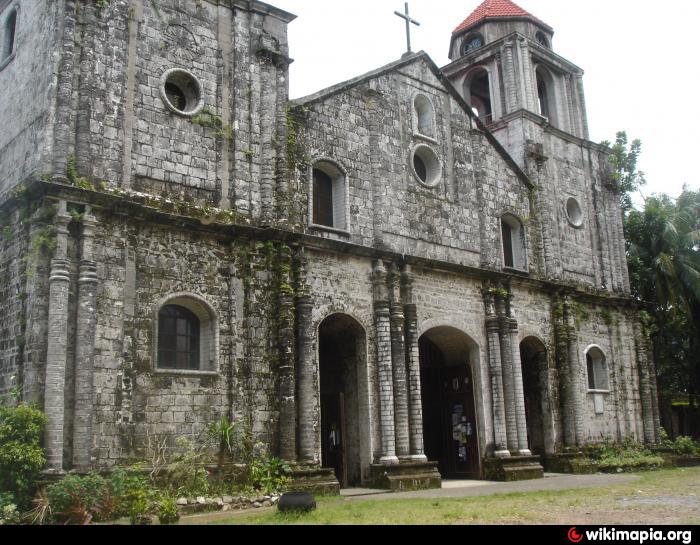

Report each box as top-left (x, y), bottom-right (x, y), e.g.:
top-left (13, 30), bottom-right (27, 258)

top-left (465, 69), bottom-right (492, 124)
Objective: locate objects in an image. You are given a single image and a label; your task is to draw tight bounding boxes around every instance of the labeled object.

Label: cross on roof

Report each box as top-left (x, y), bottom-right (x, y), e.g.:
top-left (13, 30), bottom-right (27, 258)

top-left (394, 3), bottom-right (420, 54)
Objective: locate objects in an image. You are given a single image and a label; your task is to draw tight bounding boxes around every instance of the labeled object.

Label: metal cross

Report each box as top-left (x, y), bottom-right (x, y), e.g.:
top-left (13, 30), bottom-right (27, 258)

top-left (394, 3), bottom-right (420, 54)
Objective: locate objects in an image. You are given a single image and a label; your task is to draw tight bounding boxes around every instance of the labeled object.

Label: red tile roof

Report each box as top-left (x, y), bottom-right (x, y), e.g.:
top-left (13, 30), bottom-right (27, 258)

top-left (453, 0), bottom-right (549, 34)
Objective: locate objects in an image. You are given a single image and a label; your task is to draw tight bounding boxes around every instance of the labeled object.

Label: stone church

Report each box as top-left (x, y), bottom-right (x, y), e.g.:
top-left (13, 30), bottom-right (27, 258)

top-left (0, 0), bottom-right (661, 489)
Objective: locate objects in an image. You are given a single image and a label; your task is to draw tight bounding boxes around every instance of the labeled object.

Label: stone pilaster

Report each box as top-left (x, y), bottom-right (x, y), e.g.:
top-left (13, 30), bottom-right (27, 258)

top-left (72, 209), bottom-right (99, 470)
top-left (278, 294), bottom-right (297, 462)
top-left (373, 261), bottom-right (398, 465)
top-left (497, 311), bottom-right (518, 452)
top-left (401, 265), bottom-right (426, 461)
top-left (296, 295), bottom-right (316, 464)
top-left (45, 202), bottom-right (72, 472)
top-left (483, 290), bottom-right (509, 457)
top-left (390, 302), bottom-right (410, 460)
top-left (509, 318), bottom-right (531, 455)
top-left (576, 74), bottom-right (590, 140)
top-left (503, 40), bottom-right (518, 114)
top-left (558, 298), bottom-right (586, 447)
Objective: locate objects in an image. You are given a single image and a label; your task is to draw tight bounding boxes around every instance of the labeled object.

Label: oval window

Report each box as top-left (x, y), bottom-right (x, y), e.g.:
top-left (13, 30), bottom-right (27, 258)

top-left (412, 145), bottom-right (442, 188)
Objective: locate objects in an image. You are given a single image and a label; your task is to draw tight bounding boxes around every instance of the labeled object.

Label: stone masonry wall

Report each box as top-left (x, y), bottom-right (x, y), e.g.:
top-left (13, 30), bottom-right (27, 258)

top-left (296, 57), bottom-right (533, 273)
top-left (0, 0), bottom-right (57, 198)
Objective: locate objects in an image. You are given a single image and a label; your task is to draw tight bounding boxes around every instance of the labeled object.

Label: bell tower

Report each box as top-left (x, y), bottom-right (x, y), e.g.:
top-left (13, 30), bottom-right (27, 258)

top-left (442, 0), bottom-right (590, 141)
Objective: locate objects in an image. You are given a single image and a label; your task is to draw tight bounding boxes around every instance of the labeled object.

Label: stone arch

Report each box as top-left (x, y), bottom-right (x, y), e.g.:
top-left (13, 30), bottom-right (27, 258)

top-left (152, 292), bottom-right (219, 374)
top-left (501, 213), bottom-right (528, 271)
top-left (418, 324), bottom-right (483, 478)
top-left (412, 92), bottom-right (436, 138)
top-left (2, 4), bottom-right (18, 63)
top-left (316, 313), bottom-right (370, 487)
top-left (463, 66), bottom-right (493, 123)
top-left (585, 345), bottom-right (610, 391)
top-left (535, 64), bottom-right (558, 127)
top-left (308, 157), bottom-right (349, 231)
top-left (520, 336), bottom-right (550, 455)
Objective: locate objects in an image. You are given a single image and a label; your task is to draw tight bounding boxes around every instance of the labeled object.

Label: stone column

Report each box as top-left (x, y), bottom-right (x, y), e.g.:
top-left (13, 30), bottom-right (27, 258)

top-left (402, 265), bottom-right (426, 461)
top-left (390, 302), bottom-right (410, 460)
top-left (575, 74), bottom-right (590, 140)
top-left (296, 295), bottom-right (317, 464)
top-left (497, 299), bottom-right (519, 452)
top-left (278, 294), bottom-right (297, 462)
top-left (373, 261), bottom-right (398, 465)
top-left (509, 318), bottom-right (532, 455)
top-left (519, 37), bottom-right (536, 112)
top-left (484, 290), bottom-right (509, 457)
top-left (45, 201), bottom-right (72, 472)
top-left (72, 209), bottom-right (99, 470)
top-left (559, 298), bottom-right (586, 447)
top-left (503, 41), bottom-right (518, 114)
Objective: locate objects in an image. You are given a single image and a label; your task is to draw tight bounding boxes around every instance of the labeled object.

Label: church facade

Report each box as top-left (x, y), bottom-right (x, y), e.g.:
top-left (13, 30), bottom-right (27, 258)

top-left (0, 0), bottom-right (661, 488)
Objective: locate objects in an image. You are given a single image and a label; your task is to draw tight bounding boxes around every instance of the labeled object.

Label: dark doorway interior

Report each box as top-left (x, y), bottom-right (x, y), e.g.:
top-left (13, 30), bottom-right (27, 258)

top-left (319, 315), bottom-right (364, 488)
top-left (520, 337), bottom-right (547, 455)
top-left (419, 330), bottom-right (480, 479)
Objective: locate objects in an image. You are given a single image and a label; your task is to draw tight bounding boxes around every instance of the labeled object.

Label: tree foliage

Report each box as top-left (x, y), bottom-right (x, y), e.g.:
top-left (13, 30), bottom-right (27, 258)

top-left (602, 131), bottom-right (647, 213)
top-left (609, 132), bottom-right (700, 435)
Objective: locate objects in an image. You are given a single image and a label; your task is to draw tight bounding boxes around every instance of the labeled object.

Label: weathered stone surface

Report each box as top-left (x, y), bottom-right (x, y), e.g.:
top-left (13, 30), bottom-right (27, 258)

top-left (0, 0), bottom-right (658, 489)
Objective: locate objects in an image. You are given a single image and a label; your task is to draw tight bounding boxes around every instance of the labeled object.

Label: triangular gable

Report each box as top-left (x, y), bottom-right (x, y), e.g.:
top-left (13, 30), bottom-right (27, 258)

top-left (292, 52), bottom-right (533, 190)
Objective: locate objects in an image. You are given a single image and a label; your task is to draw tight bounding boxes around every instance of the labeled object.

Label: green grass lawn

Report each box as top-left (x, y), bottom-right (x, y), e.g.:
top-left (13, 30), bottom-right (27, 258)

top-left (191, 468), bottom-right (700, 526)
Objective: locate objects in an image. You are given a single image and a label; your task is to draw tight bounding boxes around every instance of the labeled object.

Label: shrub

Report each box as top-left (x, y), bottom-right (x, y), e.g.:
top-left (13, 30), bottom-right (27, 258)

top-left (165, 437), bottom-right (210, 497)
top-left (248, 456), bottom-right (291, 494)
top-left (0, 404), bottom-right (47, 507)
top-left (156, 495), bottom-right (180, 525)
top-left (582, 436), bottom-right (666, 472)
top-left (669, 436), bottom-right (699, 457)
top-left (0, 503), bottom-right (21, 526)
top-left (45, 473), bottom-right (109, 525)
top-left (107, 466), bottom-right (154, 519)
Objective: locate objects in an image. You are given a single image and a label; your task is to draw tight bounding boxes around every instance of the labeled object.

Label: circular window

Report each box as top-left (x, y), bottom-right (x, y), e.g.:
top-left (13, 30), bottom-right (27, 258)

top-left (566, 197), bottom-right (584, 228)
top-left (411, 145), bottom-right (442, 188)
top-left (159, 69), bottom-right (204, 117)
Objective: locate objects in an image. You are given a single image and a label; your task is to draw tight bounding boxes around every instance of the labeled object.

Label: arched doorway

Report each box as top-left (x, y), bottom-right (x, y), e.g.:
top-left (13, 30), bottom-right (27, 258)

top-left (318, 314), bottom-right (365, 488)
top-left (419, 327), bottom-right (480, 479)
top-left (520, 337), bottom-right (548, 455)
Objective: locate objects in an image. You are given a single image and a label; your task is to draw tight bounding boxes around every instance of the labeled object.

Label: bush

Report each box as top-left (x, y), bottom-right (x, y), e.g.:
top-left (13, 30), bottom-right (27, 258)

top-left (165, 437), bottom-right (210, 497)
top-left (669, 436), bottom-right (699, 456)
top-left (0, 404), bottom-right (47, 507)
top-left (0, 503), bottom-right (21, 526)
top-left (45, 473), bottom-right (109, 524)
top-left (248, 456), bottom-right (291, 494)
top-left (582, 436), bottom-right (666, 472)
top-left (108, 467), bottom-right (154, 519)
top-left (156, 495), bottom-right (180, 525)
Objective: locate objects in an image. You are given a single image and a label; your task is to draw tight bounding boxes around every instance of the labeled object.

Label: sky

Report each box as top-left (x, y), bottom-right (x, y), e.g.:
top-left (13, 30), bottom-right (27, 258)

top-left (270, 0), bottom-right (700, 207)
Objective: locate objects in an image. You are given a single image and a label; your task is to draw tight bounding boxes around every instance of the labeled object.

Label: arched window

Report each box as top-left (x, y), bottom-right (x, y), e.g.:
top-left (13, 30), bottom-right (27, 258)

top-left (463, 34), bottom-right (484, 55)
top-left (536, 66), bottom-right (558, 126)
top-left (535, 31), bottom-right (550, 48)
top-left (311, 161), bottom-right (347, 230)
top-left (464, 68), bottom-right (493, 125)
top-left (414, 94), bottom-right (435, 138)
top-left (158, 305), bottom-right (200, 370)
top-left (586, 347), bottom-right (609, 391)
top-left (2, 8), bottom-right (17, 61)
top-left (154, 294), bottom-right (218, 373)
top-left (501, 214), bottom-right (527, 271)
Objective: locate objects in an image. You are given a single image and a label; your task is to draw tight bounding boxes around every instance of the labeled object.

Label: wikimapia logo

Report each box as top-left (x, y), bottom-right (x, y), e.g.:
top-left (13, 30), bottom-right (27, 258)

top-left (568, 527), bottom-right (693, 544)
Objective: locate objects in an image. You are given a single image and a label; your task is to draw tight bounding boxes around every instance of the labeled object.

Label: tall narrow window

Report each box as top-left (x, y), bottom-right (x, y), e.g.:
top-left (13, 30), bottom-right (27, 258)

top-left (465, 68), bottom-right (492, 125)
top-left (2, 9), bottom-right (17, 61)
top-left (313, 168), bottom-right (334, 228)
top-left (586, 347), bottom-right (609, 391)
top-left (311, 161), bottom-right (347, 230)
top-left (501, 214), bottom-right (527, 271)
top-left (536, 66), bottom-right (558, 127)
top-left (501, 220), bottom-right (514, 268)
top-left (414, 94), bottom-right (435, 138)
top-left (158, 305), bottom-right (200, 370)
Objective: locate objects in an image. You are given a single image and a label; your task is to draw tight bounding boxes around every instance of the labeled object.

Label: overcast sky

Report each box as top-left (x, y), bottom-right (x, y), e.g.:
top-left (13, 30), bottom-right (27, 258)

top-left (270, 0), bottom-right (700, 207)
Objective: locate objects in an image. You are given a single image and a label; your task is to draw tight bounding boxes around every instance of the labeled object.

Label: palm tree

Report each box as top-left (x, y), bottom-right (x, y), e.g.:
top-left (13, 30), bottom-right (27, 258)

top-left (626, 189), bottom-right (700, 435)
